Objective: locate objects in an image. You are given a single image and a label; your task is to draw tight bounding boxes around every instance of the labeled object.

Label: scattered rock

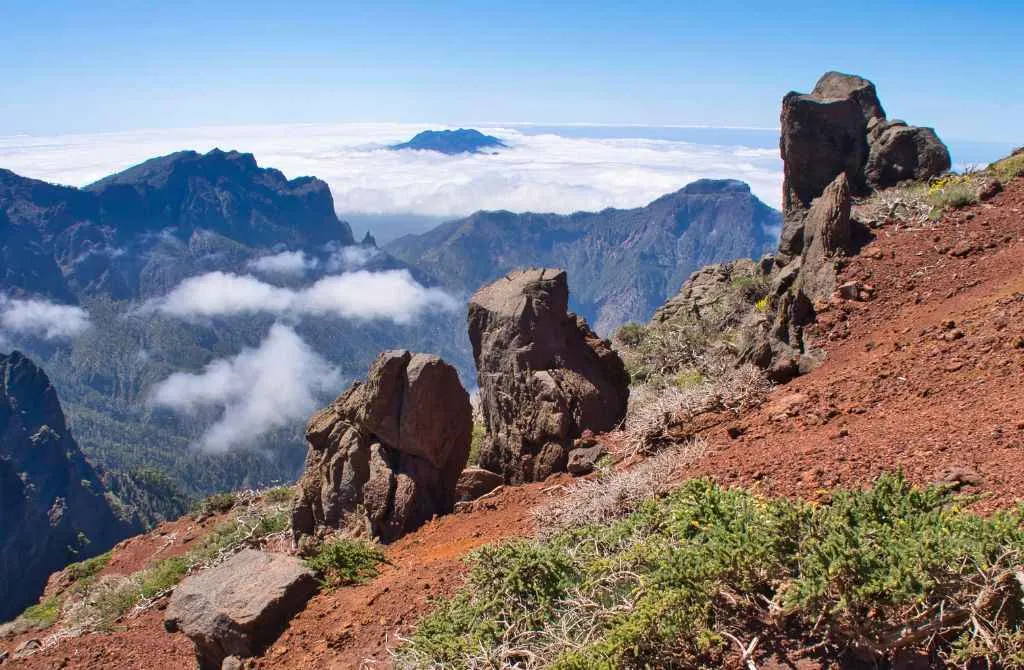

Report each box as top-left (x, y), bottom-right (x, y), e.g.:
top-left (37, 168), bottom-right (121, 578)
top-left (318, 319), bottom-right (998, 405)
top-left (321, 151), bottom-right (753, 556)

top-left (221, 657), bottom-right (243, 670)
top-left (165, 549), bottom-right (318, 670)
top-left (292, 350), bottom-right (472, 542)
top-left (977, 178), bottom-right (1003, 201)
top-left (468, 269), bottom-right (629, 483)
top-left (454, 468), bottom-right (504, 501)
top-left (567, 444), bottom-right (605, 476)
top-left (936, 467), bottom-right (983, 490)
top-left (949, 240), bottom-right (974, 257)
top-left (13, 639), bottom-right (41, 659)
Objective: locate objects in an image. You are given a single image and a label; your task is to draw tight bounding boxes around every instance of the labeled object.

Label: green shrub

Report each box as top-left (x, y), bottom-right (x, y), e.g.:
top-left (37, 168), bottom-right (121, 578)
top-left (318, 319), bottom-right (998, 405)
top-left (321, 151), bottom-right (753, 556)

top-left (138, 556), bottom-right (189, 599)
top-left (928, 181), bottom-right (977, 212)
top-left (468, 421), bottom-right (487, 465)
top-left (66, 550), bottom-right (113, 584)
top-left (20, 597), bottom-right (62, 627)
top-left (304, 538), bottom-right (385, 588)
top-left (193, 492), bottom-right (238, 516)
top-left (613, 322), bottom-right (646, 348)
top-left (262, 485), bottom-right (295, 504)
top-left (991, 150), bottom-right (1024, 182)
top-left (398, 474), bottom-right (1024, 669)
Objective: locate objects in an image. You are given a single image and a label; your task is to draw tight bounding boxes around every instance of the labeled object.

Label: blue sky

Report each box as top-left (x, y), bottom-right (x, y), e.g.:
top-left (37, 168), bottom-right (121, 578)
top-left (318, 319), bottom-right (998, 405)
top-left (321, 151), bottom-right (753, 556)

top-left (1, 1), bottom-right (1022, 142)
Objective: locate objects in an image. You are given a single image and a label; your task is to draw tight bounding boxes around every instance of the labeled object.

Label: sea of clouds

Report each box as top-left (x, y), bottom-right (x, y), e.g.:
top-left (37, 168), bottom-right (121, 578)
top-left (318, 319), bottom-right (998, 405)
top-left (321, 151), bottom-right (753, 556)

top-left (0, 122), bottom-right (785, 222)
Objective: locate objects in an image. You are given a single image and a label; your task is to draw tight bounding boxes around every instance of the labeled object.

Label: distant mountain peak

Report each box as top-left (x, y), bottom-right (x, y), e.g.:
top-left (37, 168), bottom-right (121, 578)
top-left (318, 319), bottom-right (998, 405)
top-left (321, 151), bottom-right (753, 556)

top-left (390, 129), bottom-right (508, 155)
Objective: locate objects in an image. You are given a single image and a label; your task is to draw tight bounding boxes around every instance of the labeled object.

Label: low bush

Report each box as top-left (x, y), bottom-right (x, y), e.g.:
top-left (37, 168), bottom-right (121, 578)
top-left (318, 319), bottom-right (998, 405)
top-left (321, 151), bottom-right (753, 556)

top-left (19, 597), bottom-right (62, 627)
top-left (193, 492), bottom-right (238, 517)
top-left (304, 538), bottom-right (386, 588)
top-left (398, 474), bottom-right (1024, 669)
top-left (66, 550), bottom-right (112, 584)
top-left (261, 486), bottom-right (295, 504)
top-left (991, 150), bottom-right (1024, 182)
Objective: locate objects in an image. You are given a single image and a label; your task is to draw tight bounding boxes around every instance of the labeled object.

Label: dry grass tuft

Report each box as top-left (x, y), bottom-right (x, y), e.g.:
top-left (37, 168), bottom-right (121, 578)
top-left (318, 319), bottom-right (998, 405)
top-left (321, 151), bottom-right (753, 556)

top-left (620, 364), bottom-right (769, 458)
top-left (532, 440), bottom-right (706, 538)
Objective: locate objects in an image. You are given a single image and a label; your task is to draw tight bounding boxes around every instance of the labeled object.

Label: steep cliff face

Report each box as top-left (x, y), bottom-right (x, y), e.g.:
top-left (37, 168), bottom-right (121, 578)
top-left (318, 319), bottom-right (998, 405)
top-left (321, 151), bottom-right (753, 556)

top-left (0, 351), bottom-right (136, 621)
top-left (387, 179), bottom-right (779, 334)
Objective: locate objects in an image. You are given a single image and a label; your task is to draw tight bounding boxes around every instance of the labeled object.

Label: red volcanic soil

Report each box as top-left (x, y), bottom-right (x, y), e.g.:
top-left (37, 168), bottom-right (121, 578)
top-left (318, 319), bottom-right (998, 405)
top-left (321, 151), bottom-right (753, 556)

top-left (2, 480), bottom-right (566, 670)
top-left (689, 179), bottom-right (1024, 508)
top-left (3, 179), bottom-right (1022, 669)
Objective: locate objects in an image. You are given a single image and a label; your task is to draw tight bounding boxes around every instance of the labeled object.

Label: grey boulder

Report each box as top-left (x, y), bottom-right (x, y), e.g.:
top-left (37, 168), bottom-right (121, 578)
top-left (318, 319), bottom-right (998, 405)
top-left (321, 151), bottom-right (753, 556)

top-left (164, 550), bottom-right (317, 670)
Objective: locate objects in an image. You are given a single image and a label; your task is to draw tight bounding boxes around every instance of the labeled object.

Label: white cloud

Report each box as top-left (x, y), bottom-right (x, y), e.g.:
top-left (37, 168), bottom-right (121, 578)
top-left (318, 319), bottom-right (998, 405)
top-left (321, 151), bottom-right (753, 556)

top-left (149, 323), bottom-right (343, 452)
top-left (0, 295), bottom-right (90, 339)
top-left (0, 123), bottom-right (786, 217)
top-left (324, 242), bottom-right (380, 272)
top-left (148, 269), bottom-right (457, 324)
top-left (247, 250), bottom-right (319, 276)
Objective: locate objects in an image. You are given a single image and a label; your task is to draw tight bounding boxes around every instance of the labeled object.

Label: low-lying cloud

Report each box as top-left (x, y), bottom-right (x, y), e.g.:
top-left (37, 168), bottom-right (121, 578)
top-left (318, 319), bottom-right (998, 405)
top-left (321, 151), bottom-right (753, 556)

top-left (149, 323), bottom-right (342, 452)
top-left (247, 250), bottom-right (319, 277)
top-left (0, 295), bottom-right (90, 339)
top-left (0, 123), bottom-right (785, 219)
top-left (148, 269), bottom-right (457, 324)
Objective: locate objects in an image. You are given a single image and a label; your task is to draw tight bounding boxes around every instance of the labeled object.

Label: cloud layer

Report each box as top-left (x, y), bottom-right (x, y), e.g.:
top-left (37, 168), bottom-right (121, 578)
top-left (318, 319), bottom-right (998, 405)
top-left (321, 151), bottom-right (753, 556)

top-left (0, 295), bottom-right (90, 340)
top-left (149, 323), bottom-right (342, 452)
top-left (247, 250), bottom-right (319, 276)
top-left (0, 123), bottom-right (785, 218)
top-left (148, 269), bottom-right (457, 323)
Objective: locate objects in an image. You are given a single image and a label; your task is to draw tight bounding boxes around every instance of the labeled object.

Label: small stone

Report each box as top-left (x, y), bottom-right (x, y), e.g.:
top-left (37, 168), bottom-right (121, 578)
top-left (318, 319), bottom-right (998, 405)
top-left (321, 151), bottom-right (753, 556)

top-left (13, 639), bottom-right (41, 659)
top-left (976, 178), bottom-right (1003, 202)
top-left (949, 240), bottom-right (973, 257)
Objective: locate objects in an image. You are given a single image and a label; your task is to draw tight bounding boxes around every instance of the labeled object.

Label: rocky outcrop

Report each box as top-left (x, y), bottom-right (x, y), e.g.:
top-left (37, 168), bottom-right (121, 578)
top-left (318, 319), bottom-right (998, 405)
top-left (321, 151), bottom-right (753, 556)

top-left (651, 258), bottom-right (760, 325)
top-left (656, 72), bottom-right (941, 384)
top-left (0, 352), bottom-right (136, 622)
top-left (468, 269), bottom-right (629, 483)
top-left (781, 71), bottom-right (949, 216)
top-left (292, 350), bottom-right (472, 543)
top-left (165, 549), bottom-right (317, 670)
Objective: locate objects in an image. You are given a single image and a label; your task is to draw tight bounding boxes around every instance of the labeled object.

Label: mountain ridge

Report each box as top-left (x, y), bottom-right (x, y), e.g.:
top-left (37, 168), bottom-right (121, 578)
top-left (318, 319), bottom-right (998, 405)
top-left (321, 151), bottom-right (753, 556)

top-left (386, 178), bottom-right (780, 333)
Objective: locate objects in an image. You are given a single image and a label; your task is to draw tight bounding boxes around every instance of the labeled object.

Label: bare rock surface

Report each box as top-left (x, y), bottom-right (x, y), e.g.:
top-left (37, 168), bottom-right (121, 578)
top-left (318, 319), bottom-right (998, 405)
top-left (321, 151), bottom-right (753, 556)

top-left (164, 549), bottom-right (317, 670)
top-left (781, 71), bottom-right (949, 216)
top-left (292, 350), bottom-right (472, 542)
top-left (468, 269), bottom-right (629, 483)
top-left (455, 467), bottom-right (504, 501)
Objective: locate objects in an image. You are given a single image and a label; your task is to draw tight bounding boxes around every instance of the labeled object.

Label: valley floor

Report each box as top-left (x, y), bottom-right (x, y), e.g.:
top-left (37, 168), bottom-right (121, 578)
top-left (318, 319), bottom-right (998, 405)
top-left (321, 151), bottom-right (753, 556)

top-left (3, 180), bottom-right (1023, 669)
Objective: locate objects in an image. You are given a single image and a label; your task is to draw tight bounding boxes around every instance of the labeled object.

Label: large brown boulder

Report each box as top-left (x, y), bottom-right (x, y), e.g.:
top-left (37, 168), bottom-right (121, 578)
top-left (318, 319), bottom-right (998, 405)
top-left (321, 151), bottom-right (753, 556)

top-left (866, 120), bottom-right (951, 189)
top-left (781, 71), bottom-right (949, 217)
top-left (468, 269), bottom-right (629, 483)
top-left (165, 549), bottom-right (318, 670)
top-left (292, 350), bottom-right (472, 543)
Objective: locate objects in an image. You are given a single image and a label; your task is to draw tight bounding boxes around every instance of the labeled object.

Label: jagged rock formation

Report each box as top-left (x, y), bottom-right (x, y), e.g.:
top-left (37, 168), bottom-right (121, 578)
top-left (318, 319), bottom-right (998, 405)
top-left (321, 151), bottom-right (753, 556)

top-left (0, 352), bottom-right (136, 622)
top-left (387, 179), bottom-right (780, 334)
top-left (468, 269), bottom-right (630, 483)
top-left (781, 71), bottom-right (949, 216)
top-left (165, 549), bottom-right (318, 670)
top-left (659, 72), bottom-right (949, 383)
top-left (292, 350), bottom-right (472, 542)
